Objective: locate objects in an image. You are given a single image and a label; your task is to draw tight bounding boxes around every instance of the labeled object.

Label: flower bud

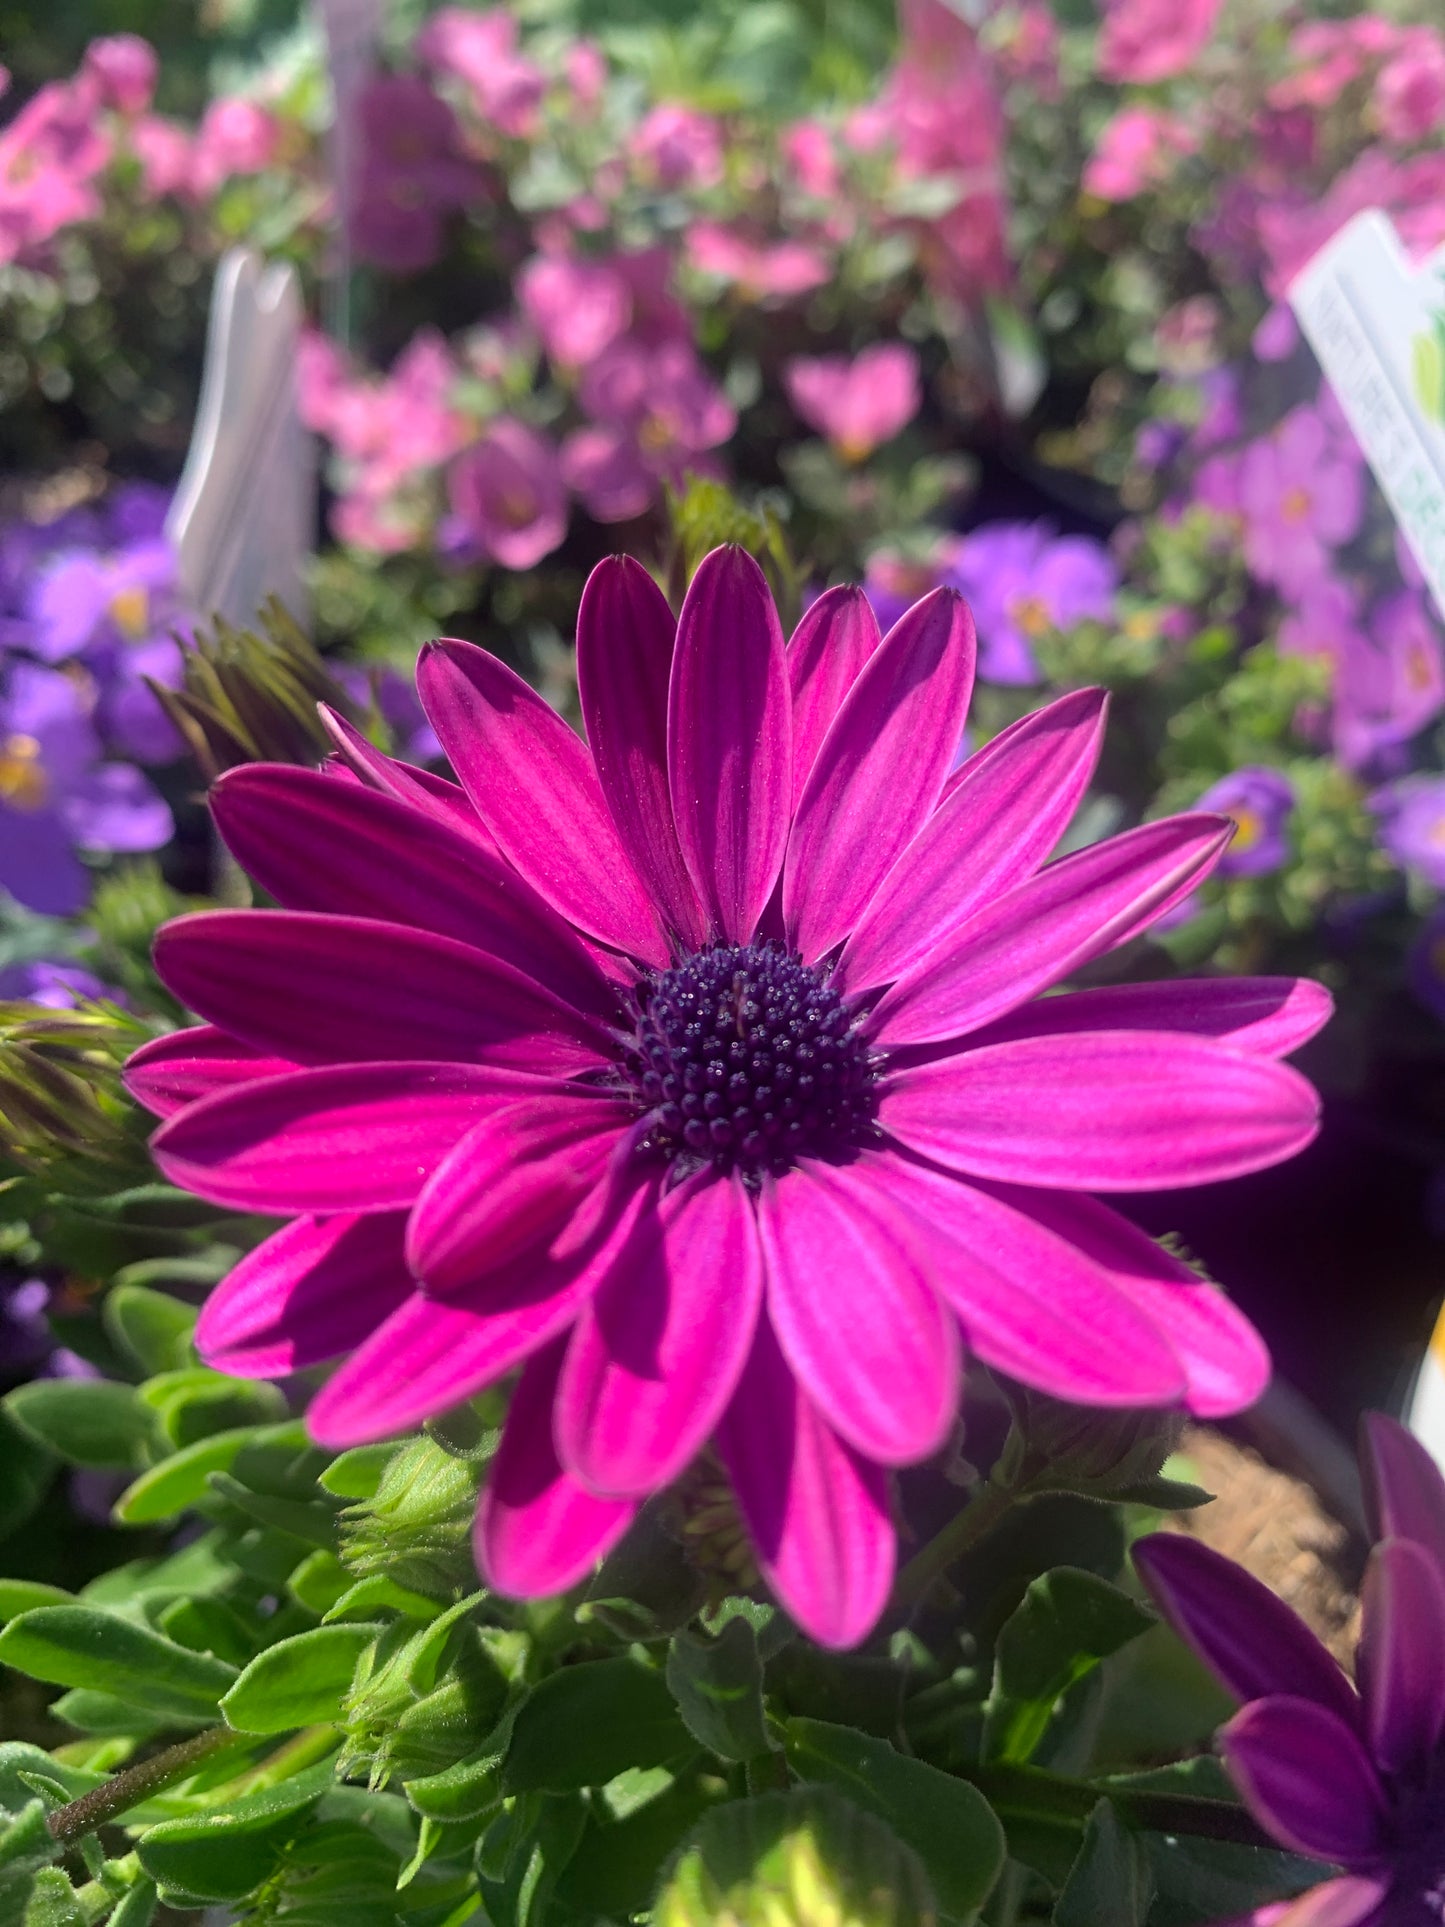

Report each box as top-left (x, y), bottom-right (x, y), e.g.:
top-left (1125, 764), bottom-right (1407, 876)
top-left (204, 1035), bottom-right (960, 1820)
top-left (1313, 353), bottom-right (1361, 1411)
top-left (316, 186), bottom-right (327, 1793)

top-left (339, 1434), bottom-right (482, 1599)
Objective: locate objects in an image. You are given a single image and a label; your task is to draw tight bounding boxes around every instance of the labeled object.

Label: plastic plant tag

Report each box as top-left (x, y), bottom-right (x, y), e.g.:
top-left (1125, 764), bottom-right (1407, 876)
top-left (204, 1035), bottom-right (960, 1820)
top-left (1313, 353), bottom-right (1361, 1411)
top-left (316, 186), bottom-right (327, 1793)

top-left (316, 0), bottom-right (382, 337)
top-left (1290, 210), bottom-right (1445, 626)
top-left (166, 247), bottom-right (315, 632)
top-left (1408, 1305), bottom-right (1445, 1472)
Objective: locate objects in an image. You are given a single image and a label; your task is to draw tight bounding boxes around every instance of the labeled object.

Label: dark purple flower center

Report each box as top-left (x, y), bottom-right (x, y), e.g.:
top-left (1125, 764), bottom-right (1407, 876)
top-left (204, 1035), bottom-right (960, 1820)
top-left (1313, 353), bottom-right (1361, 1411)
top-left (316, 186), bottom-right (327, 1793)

top-left (624, 940), bottom-right (879, 1180)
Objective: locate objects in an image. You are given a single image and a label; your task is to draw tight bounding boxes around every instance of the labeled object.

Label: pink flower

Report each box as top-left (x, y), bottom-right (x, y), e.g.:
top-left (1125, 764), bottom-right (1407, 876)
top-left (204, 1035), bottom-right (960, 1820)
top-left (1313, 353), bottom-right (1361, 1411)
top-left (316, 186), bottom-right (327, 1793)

top-left (629, 103), bottom-right (725, 191)
top-left (1269, 17), bottom-right (1400, 113)
top-left (1335, 590), bottom-right (1445, 771)
top-left (447, 419), bottom-right (568, 570)
top-left (564, 338), bottom-right (736, 521)
top-left (991, 2), bottom-right (1061, 99)
top-left (132, 551), bottom-right (1327, 1648)
top-left (565, 41), bottom-right (608, 113)
top-left (1083, 106), bottom-right (1195, 202)
top-left (780, 120), bottom-right (840, 200)
top-left (82, 34), bottom-right (157, 115)
top-left (351, 74), bottom-right (480, 275)
top-left (686, 222), bottom-right (831, 301)
top-left (130, 115), bottom-right (192, 199)
top-left (1376, 29), bottom-right (1445, 144)
top-left (0, 79), bottom-right (110, 260)
top-left (1096, 0), bottom-right (1223, 84)
top-left (1238, 405), bottom-right (1365, 599)
top-left (191, 97), bottom-right (282, 198)
top-left (416, 7), bottom-right (545, 140)
top-left (784, 344), bottom-right (922, 461)
top-left (518, 252), bottom-right (631, 370)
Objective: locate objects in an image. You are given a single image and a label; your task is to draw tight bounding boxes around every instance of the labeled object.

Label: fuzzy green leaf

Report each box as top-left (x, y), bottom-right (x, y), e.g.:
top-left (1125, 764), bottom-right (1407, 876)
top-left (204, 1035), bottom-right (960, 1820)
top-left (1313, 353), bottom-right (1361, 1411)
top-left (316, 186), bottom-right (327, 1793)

top-left (666, 1619), bottom-right (776, 1763)
top-left (0, 1607), bottom-right (237, 1720)
top-left (4, 1382), bottom-right (153, 1471)
top-left (103, 1286), bottom-right (197, 1376)
top-left (984, 1568), bottom-right (1154, 1765)
top-left (220, 1625), bottom-right (376, 1734)
top-left (505, 1658), bottom-right (693, 1793)
top-left (1053, 1800), bottom-right (1152, 1926)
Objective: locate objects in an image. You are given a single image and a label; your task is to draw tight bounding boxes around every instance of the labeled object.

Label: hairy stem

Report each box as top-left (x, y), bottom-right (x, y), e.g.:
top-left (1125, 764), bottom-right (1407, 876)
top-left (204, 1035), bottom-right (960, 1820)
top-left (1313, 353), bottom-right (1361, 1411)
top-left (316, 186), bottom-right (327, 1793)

top-left (46, 1727), bottom-right (246, 1845)
top-left (893, 1476), bottom-right (1023, 1607)
top-left (970, 1762), bottom-right (1278, 1851)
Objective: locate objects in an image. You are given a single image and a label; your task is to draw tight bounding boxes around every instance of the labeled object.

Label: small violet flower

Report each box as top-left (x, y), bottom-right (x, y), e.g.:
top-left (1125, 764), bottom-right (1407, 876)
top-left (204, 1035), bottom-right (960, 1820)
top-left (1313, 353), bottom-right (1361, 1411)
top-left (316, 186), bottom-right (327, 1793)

top-left (1372, 776), bottom-right (1445, 887)
top-left (1195, 770), bottom-right (1295, 878)
top-left (1136, 1414), bottom-right (1445, 1927)
top-left (1239, 406), bottom-right (1366, 601)
top-left (783, 344), bottom-right (922, 463)
top-left (130, 549), bottom-right (1326, 1648)
top-left (1334, 591), bottom-right (1445, 773)
top-left (946, 521), bottom-right (1119, 685)
top-left (0, 661), bottom-right (171, 916)
top-left (563, 339), bottom-right (735, 523)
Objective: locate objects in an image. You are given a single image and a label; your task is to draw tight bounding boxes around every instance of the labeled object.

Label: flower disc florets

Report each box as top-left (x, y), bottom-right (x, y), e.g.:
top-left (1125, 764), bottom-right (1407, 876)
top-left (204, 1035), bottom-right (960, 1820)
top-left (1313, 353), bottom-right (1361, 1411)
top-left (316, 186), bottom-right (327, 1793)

top-left (626, 940), bottom-right (879, 1179)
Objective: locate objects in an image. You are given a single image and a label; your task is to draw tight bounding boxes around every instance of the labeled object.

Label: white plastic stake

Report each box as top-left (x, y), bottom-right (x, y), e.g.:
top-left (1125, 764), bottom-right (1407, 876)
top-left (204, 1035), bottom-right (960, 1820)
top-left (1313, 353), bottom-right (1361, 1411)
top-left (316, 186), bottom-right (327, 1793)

top-left (1290, 210), bottom-right (1445, 626)
top-left (166, 247), bottom-right (315, 631)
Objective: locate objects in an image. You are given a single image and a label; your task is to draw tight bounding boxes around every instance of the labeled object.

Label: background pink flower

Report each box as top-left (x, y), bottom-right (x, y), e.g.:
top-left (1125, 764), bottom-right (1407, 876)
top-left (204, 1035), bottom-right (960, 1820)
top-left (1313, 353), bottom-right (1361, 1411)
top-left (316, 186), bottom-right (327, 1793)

top-left (1097, 0), bottom-right (1224, 84)
top-left (81, 34), bottom-right (157, 116)
top-left (629, 104), bottom-right (726, 191)
top-left (1084, 106), bottom-right (1197, 202)
top-left (190, 98), bottom-right (282, 199)
top-left (351, 74), bottom-right (481, 274)
top-left (519, 252), bottom-right (631, 370)
top-left (784, 344), bottom-right (922, 460)
top-left (1238, 405), bottom-right (1365, 598)
top-left (448, 418), bottom-right (568, 569)
top-left (417, 6), bottom-right (545, 139)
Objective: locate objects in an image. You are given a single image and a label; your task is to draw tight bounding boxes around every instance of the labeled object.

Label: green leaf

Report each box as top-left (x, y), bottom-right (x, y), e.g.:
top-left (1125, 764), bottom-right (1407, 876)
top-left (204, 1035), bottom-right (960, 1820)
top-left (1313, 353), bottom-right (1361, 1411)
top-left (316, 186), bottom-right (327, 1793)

top-left (49, 1692), bottom-right (170, 1741)
top-left (1053, 1800), bottom-right (1152, 1926)
top-left (288, 1550), bottom-right (353, 1617)
top-left (4, 1381), bottom-right (153, 1470)
top-left (113, 1426), bottom-right (274, 1524)
top-left (505, 1658), bottom-right (693, 1793)
top-left (318, 1444), bottom-right (397, 1501)
top-left (402, 1744), bottom-right (506, 1824)
top-left (106, 1874), bottom-right (158, 1927)
top-left (0, 1799), bottom-right (55, 1874)
top-left (654, 1787), bottom-right (937, 1927)
top-left (156, 1596), bottom-right (257, 1669)
top-left (556, 1774), bottom-right (719, 1919)
top-left (138, 1369), bottom-right (286, 1446)
top-left (784, 1716), bottom-right (1005, 1920)
top-left (0, 1414), bottom-right (55, 1541)
top-left (134, 1762), bottom-right (336, 1901)
top-left (0, 1583), bottom-right (71, 1625)
top-left (0, 1607), bottom-right (237, 1721)
top-left (103, 1286), bottom-right (197, 1375)
top-left (984, 1569), bottom-right (1154, 1765)
top-left (479, 1789), bottom-right (586, 1927)
top-left (321, 1575), bottom-right (440, 1623)
top-left (666, 1619), bottom-right (775, 1763)
top-left (221, 1624), bottom-right (376, 1734)
top-left (207, 1473), bottom-right (338, 1548)
top-left (21, 1867), bottom-right (85, 1927)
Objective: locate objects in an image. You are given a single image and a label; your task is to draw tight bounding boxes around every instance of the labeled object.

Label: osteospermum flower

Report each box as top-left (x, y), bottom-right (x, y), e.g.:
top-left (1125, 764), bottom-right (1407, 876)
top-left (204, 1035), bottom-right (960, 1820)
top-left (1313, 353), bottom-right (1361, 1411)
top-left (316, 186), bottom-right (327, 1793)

top-left (126, 547), bottom-right (1329, 1647)
top-left (1135, 1416), bottom-right (1445, 1927)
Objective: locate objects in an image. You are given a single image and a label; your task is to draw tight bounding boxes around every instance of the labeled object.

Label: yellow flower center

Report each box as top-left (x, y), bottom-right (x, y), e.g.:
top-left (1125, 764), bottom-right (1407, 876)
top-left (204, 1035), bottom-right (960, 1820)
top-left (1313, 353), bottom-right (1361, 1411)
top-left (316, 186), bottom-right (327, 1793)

top-left (638, 413), bottom-right (676, 456)
top-left (108, 585), bottom-right (150, 641)
top-left (1228, 804), bottom-right (1262, 851)
top-left (1282, 485), bottom-right (1312, 524)
top-left (0, 734), bottom-right (49, 812)
top-left (1407, 642), bottom-right (1436, 694)
top-left (1123, 609), bottom-right (1156, 641)
top-left (1010, 594), bottom-right (1052, 639)
top-left (497, 486), bottom-right (538, 530)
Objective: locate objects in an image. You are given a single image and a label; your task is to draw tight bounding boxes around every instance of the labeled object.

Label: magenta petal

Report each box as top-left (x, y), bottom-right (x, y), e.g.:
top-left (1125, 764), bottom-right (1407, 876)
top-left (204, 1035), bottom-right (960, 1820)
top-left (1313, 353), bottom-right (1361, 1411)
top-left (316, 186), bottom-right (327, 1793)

top-left (319, 705), bottom-right (491, 840)
top-left (125, 1025), bottom-right (296, 1118)
top-left (869, 815), bottom-right (1232, 1048)
top-left (717, 1318), bottom-right (894, 1649)
top-left (758, 1161), bottom-right (958, 1465)
top-left (576, 556), bottom-right (705, 947)
top-left (997, 1187), bottom-right (1269, 1417)
top-left (195, 1213), bottom-right (411, 1376)
top-left (1360, 1412), bottom-right (1445, 1588)
top-left (406, 1097), bottom-right (631, 1294)
top-left (477, 1340), bottom-right (638, 1596)
top-left (152, 1061), bottom-right (561, 1213)
top-left (972, 976), bottom-right (1333, 1061)
top-left (880, 1032), bottom-right (1321, 1191)
top-left (668, 546), bottom-right (792, 943)
top-left (556, 1170), bottom-right (764, 1498)
top-left (210, 764), bottom-right (617, 1021)
top-left (1357, 1537), bottom-right (1445, 1778)
top-left (843, 1154), bottom-right (1184, 1405)
top-left (1250, 1881), bottom-right (1390, 1927)
top-left (785, 585), bottom-right (881, 812)
top-left (839, 687), bottom-right (1107, 994)
top-left (154, 910), bottom-right (610, 1076)
top-left (1132, 1534), bottom-right (1362, 1729)
top-left (1219, 1697), bottom-right (1388, 1864)
top-left (785, 588), bottom-right (975, 964)
top-left (416, 638), bottom-right (669, 965)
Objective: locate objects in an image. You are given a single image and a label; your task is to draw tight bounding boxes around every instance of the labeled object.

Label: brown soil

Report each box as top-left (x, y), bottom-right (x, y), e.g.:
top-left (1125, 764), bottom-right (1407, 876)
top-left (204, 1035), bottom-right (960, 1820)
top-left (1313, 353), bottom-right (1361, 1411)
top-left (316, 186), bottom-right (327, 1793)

top-left (1166, 1424), bottom-right (1361, 1667)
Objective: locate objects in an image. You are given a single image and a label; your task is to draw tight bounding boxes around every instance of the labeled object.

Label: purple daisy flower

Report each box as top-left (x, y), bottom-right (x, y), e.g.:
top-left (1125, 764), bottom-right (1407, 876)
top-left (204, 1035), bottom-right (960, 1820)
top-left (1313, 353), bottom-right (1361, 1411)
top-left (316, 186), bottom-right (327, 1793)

top-left (945, 522), bottom-right (1118, 685)
top-left (1135, 1414), bottom-right (1445, 1927)
top-left (1372, 777), bottom-right (1445, 887)
top-left (0, 662), bottom-right (172, 915)
top-left (127, 551), bottom-right (1327, 1648)
top-left (1196, 769), bottom-right (1295, 878)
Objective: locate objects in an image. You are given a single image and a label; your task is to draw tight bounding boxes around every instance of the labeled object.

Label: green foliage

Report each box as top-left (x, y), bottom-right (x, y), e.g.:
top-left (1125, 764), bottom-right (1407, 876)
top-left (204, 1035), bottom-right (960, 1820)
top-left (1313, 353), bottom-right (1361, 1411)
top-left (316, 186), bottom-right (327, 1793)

top-left (983, 1570), bottom-right (1155, 1766)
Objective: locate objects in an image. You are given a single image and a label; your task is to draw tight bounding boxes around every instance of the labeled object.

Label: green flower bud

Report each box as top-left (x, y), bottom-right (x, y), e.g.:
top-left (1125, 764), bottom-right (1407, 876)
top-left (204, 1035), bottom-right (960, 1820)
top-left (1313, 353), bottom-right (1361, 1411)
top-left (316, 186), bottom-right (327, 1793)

top-left (339, 1435), bottom-right (482, 1600)
top-left (656, 1791), bottom-right (937, 1927)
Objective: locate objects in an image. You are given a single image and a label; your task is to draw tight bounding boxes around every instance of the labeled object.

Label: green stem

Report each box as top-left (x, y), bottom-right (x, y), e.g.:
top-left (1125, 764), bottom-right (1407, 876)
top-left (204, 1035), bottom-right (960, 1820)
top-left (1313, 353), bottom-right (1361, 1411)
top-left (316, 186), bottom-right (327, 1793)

top-left (968, 1762), bottom-right (1277, 1851)
top-left (46, 1727), bottom-right (246, 1845)
top-left (893, 1476), bottom-right (1023, 1606)
top-left (203, 1726), bottom-right (340, 1801)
